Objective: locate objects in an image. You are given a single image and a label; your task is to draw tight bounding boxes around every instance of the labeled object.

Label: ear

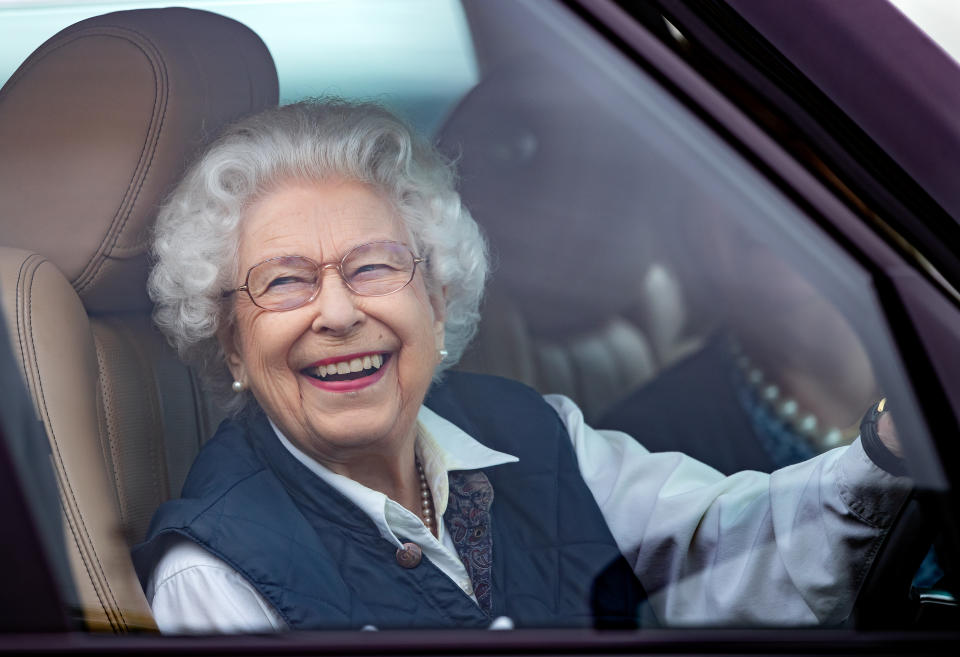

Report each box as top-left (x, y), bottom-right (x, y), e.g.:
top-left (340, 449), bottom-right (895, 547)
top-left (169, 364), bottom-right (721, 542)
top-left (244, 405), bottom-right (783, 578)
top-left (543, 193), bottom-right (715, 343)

top-left (431, 285), bottom-right (447, 348)
top-left (217, 321), bottom-right (246, 384)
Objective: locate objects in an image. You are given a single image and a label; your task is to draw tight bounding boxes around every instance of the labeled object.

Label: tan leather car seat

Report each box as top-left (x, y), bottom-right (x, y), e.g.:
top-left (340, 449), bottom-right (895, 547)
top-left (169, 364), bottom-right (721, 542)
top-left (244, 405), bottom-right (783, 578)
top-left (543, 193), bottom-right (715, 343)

top-left (0, 8), bottom-right (277, 631)
top-left (440, 56), bottom-right (704, 421)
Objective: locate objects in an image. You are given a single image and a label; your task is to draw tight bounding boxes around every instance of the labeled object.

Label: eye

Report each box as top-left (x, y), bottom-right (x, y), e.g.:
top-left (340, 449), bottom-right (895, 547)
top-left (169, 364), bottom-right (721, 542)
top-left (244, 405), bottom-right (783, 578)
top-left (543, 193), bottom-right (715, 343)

top-left (266, 274), bottom-right (310, 289)
top-left (349, 262), bottom-right (395, 280)
top-left (340, 243), bottom-right (414, 295)
top-left (258, 273), bottom-right (316, 298)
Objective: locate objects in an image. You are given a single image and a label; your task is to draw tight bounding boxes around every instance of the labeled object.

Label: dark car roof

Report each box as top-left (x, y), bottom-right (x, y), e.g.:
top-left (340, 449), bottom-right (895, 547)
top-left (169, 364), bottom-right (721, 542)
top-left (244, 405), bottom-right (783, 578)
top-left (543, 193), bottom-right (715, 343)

top-left (730, 0), bottom-right (960, 228)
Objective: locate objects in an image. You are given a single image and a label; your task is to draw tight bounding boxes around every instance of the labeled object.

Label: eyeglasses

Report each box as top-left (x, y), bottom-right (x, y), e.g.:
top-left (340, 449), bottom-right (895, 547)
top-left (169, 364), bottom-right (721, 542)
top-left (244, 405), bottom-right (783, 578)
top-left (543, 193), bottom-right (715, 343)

top-left (224, 241), bottom-right (425, 312)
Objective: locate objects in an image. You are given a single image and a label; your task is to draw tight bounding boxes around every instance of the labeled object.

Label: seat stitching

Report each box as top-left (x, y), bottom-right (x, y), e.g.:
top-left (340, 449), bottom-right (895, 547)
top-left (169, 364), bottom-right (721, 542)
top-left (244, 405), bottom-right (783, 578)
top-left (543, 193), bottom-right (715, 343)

top-left (90, 324), bottom-right (128, 528)
top-left (127, 320), bottom-right (167, 530)
top-left (77, 31), bottom-right (169, 294)
top-left (58, 480), bottom-right (113, 629)
top-left (0, 32), bottom-right (96, 100)
top-left (1, 25), bottom-right (169, 298)
top-left (22, 261), bottom-right (129, 630)
top-left (70, 25), bottom-right (169, 296)
top-left (14, 256), bottom-right (38, 399)
top-left (135, 324), bottom-right (167, 521)
top-left (17, 256), bottom-right (117, 629)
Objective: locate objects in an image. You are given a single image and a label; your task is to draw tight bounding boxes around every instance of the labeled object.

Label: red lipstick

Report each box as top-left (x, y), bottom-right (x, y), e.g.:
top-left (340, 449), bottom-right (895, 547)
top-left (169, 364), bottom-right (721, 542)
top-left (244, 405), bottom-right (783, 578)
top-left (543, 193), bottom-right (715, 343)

top-left (305, 351), bottom-right (386, 368)
top-left (302, 352), bottom-right (390, 392)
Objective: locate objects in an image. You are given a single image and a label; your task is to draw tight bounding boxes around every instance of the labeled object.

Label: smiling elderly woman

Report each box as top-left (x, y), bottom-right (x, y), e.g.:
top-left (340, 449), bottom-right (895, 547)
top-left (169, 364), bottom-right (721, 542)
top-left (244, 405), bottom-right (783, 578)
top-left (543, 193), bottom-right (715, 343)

top-left (133, 100), bottom-right (911, 634)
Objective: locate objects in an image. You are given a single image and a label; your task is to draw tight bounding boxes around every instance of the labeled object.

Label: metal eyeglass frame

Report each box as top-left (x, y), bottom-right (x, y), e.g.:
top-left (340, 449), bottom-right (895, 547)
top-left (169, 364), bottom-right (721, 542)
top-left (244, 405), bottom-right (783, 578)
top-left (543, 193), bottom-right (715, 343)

top-left (222, 240), bottom-right (426, 311)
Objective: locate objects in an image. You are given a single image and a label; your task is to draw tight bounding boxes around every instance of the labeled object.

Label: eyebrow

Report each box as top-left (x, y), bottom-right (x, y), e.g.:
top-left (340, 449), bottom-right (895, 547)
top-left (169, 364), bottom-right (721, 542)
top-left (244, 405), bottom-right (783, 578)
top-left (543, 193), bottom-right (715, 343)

top-left (244, 237), bottom-right (411, 266)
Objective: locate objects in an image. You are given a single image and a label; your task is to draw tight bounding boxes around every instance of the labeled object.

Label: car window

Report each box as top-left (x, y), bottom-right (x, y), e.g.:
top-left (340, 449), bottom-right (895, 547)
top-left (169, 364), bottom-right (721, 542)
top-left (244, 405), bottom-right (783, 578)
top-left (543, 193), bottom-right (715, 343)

top-left (1, 0), bottom-right (956, 643)
top-left (0, 0), bottom-right (477, 134)
top-left (448, 0), bottom-right (932, 468)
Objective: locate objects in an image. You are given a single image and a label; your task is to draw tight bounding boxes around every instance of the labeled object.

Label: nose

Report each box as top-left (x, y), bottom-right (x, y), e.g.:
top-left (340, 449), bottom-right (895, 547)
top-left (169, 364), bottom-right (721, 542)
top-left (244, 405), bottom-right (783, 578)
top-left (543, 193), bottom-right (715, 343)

top-left (308, 266), bottom-right (364, 335)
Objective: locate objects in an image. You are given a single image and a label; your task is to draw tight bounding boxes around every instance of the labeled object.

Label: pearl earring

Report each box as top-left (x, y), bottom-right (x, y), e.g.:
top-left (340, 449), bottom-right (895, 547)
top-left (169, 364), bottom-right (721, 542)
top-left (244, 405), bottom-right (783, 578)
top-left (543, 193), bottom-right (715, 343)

top-left (231, 380), bottom-right (245, 393)
top-left (438, 349), bottom-right (449, 361)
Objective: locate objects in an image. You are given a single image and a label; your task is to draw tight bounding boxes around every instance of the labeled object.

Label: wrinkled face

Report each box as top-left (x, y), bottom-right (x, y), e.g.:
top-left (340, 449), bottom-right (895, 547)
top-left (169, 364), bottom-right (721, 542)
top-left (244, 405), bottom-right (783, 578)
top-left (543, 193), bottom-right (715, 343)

top-left (221, 178), bottom-right (445, 465)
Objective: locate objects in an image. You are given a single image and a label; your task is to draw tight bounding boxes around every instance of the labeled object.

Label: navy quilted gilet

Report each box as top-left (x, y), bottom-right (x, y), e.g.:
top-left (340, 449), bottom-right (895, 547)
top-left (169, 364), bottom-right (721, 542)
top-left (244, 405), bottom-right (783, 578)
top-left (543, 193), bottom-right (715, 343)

top-left (133, 372), bottom-right (646, 629)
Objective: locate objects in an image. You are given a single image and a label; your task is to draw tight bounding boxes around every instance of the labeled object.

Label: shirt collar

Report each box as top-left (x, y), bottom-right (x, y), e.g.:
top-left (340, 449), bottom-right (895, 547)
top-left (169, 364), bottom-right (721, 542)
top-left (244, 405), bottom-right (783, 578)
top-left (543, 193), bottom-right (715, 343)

top-left (415, 404), bottom-right (518, 516)
top-left (268, 407), bottom-right (517, 544)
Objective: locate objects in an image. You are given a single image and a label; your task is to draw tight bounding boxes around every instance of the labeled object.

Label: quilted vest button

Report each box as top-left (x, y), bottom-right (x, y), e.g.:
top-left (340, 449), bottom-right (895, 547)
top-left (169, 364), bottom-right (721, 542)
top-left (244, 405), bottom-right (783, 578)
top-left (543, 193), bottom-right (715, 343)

top-left (396, 542), bottom-right (422, 568)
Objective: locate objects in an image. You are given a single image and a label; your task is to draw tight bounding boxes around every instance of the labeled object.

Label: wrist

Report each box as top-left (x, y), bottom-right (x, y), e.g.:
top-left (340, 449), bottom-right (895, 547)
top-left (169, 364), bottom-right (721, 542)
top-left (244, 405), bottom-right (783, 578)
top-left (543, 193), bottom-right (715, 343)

top-left (860, 398), bottom-right (908, 477)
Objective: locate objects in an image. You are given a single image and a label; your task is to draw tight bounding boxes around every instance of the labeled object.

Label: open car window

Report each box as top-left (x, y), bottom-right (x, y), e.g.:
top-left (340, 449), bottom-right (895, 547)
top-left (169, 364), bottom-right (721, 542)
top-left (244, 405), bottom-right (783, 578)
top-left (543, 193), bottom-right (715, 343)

top-left (1, 0), bottom-right (958, 647)
top-left (0, 0), bottom-right (477, 134)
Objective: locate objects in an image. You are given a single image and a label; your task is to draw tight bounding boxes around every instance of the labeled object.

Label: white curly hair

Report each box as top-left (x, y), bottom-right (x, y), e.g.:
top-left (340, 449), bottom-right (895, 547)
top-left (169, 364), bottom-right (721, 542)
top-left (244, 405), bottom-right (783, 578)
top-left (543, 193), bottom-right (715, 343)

top-left (149, 99), bottom-right (488, 415)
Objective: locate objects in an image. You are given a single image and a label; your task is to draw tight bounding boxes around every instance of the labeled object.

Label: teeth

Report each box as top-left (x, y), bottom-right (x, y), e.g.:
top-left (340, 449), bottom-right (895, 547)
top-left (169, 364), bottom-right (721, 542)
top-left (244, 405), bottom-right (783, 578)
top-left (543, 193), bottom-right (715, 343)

top-left (311, 354), bottom-right (385, 378)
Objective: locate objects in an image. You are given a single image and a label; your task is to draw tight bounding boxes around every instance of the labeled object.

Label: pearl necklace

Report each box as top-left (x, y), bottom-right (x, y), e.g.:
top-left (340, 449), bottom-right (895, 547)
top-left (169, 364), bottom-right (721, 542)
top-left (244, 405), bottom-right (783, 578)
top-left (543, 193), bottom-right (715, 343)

top-left (416, 457), bottom-right (435, 536)
top-left (731, 341), bottom-right (859, 450)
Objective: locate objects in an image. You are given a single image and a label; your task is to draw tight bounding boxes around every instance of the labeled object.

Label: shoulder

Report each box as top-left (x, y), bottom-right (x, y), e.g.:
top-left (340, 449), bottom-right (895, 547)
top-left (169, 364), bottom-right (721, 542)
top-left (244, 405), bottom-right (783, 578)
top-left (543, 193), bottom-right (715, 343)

top-left (179, 415), bottom-right (269, 499)
top-left (426, 371), bottom-right (556, 428)
top-left (427, 370), bottom-right (546, 407)
top-left (136, 413), bottom-right (282, 554)
top-left (148, 537), bottom-right (241, 592)
top-left (426, 371), bottom-right (572, 459)
top-left (147, 537), bottom-right (286, 633)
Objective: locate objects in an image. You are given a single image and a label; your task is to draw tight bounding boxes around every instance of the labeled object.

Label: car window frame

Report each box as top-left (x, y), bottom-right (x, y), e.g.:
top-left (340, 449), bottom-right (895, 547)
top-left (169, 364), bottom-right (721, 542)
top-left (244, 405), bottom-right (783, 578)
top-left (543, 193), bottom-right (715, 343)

top-left (577, 0), bottom-right (960, 627)
top-left (2, 0), bottom-right (960, 651)
top-left (601, 0), bottom-right (960, 476)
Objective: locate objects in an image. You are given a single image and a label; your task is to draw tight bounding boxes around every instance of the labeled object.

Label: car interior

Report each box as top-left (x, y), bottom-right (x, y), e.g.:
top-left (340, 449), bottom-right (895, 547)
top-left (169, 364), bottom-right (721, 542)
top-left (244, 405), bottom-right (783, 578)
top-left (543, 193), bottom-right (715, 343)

top-left (0, 0), bottom-right (955, 638)
top-left (0, 7), bottom-right (279, 629)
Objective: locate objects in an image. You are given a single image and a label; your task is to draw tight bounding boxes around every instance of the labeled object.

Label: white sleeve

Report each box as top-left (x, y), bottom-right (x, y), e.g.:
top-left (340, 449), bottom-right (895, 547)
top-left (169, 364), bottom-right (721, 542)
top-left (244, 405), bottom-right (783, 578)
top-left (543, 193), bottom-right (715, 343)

top-left (146, 538), bottom-right (287, 634)
top-left (544, 393), bottom-right (912, 627)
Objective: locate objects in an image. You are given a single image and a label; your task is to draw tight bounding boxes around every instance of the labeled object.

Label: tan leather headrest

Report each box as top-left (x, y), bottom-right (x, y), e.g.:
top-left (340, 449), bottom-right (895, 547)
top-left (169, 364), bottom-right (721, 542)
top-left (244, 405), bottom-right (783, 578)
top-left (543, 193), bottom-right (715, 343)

top-left (438, 56), bottom-right (676, 338)
top-left (0, 8), bottom-right (278, 313)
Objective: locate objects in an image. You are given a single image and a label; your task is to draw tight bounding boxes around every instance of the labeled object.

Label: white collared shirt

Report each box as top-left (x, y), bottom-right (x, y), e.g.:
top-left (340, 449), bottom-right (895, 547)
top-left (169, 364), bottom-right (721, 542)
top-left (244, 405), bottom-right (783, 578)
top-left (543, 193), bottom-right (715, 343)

top-left (269, 409), bottom-right (516, 603)
top-left (145, 395), bottom-right (910, 634)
